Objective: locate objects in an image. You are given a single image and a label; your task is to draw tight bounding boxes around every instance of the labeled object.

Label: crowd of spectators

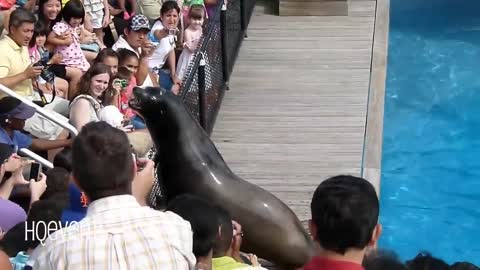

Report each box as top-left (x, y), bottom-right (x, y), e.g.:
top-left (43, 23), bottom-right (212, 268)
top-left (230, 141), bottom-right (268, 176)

top-left (0, 0), bottom-right (478, 269)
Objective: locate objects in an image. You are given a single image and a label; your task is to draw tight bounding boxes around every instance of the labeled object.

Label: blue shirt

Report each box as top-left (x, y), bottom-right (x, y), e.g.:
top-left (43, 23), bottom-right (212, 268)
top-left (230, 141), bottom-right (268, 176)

top-left (0, 127), bottom-right (32, 151)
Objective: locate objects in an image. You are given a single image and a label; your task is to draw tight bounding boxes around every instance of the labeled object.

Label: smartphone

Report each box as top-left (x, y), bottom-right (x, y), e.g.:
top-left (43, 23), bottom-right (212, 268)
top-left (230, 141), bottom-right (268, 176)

top-left (29, 163), bottom-right (41, 181)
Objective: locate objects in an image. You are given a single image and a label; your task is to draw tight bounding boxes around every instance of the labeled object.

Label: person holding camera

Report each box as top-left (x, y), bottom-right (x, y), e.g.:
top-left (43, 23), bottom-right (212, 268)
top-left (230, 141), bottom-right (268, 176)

top-left (0, 143), bottom-right (48, 239)
top-left (148, 1), bottom-right (182, 94)
top-left (0, 9), bottom-right (72, 146)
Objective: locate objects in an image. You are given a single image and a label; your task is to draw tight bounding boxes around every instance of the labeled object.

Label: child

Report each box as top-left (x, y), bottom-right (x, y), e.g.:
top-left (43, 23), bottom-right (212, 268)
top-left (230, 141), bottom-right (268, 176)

top-left (181, 0), bottom-right (207, 28)
top-left (110, 67), bottom-right (134, 120)
top-left (82, 0), bottom-right (109, 47)
top-left (176, 5), bottom-right (205, 80)
top-left (29, 21), bottom-right (69, 98)
top-left (117, 49), bottom-right (146, 129)
top-left (49, 0), bottom-right (90, 73)
top-left (28, 22), bottom-right (50, 65)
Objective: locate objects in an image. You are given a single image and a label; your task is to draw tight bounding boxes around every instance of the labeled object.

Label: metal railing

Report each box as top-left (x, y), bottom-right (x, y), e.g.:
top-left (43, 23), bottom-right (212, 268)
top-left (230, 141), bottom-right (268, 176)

top-left (0, 84), bottom-right (78, 168)
top-left (180, 0), bottom-right (256, 134)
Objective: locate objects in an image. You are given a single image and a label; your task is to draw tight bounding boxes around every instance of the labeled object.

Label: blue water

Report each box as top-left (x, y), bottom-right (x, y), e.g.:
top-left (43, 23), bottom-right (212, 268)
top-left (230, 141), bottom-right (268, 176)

top-left (380, 0), bottom-right (480, 264)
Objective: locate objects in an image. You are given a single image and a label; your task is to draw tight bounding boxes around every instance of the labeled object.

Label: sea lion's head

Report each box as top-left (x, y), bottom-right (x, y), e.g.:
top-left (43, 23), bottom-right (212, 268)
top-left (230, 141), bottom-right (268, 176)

top-left (129, 86), bottom-right (180, 120)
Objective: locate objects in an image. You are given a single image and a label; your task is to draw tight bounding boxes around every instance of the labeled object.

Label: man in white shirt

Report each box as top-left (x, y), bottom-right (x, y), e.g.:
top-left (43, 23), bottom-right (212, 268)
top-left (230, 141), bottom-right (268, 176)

top-left (32, 121), bottom-right (196, 269)
top-left (112, 14), bottom-right (157, 88)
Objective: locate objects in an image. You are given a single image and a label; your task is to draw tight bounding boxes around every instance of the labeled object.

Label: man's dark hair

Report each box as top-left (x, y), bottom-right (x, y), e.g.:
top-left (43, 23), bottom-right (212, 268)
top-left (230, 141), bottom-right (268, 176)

top-left (406, 252), bottom-right (450, 270)
top-left (25, 199), bottom-right (65, 248)
top-left (362, 250), bottom-right (407, 270)
top-left (166, 194), bottom-right (220, 258)
top-left (72, 121), bottom-right (134, 201)
top-left (0, 199), bottom-right (65, 256)
top-left (9, 8), bottom-right (36, 32)
top-left (451, 262), bottom-right (480, 270)
top-left (0, 223), bottom-right (27, 257)
top-left (310, 175), bottom-right (379, 254)
top-left (40, 167), bottom-right (70, 206)
top-left (212, 206), bottom-right (233, 258)
top-left (53, 147), bottom-right (72, 172)
top-left (62, 0), bottom-right (85, 24)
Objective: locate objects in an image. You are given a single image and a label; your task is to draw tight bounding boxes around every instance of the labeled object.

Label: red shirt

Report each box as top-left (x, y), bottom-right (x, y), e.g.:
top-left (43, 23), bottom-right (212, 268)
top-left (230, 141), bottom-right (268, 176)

top-left (303, 257), bottom-right (364, 270)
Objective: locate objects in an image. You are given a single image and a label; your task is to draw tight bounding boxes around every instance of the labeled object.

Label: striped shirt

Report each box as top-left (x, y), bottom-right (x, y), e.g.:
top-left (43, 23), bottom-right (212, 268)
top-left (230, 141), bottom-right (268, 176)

top-left (31, 195), bottom-right (196, 269)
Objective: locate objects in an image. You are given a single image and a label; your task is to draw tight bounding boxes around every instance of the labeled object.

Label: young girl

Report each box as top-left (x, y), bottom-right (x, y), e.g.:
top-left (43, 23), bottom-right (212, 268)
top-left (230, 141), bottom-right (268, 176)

top-left (48, 0), bottom-right (90, 98)
top-left (176, 5), bottom-right (205, 81)
top-left (181, 0), bottom-right (206, 28)
top-left (29, 21), bottom-right (69, 98)
top-left (117, 49), bottom-right (146, 130)
top-left (107, 67), bottom-right (135, 127)
top-left (82, 0), bottom-right (109, 47)
top-left (29, 22), bottom-right (51, 65)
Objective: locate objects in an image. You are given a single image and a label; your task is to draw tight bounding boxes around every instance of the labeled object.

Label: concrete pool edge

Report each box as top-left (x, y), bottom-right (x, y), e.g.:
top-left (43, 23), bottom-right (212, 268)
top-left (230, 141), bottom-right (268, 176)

top-left (361, 0), bottom-right (390, 194)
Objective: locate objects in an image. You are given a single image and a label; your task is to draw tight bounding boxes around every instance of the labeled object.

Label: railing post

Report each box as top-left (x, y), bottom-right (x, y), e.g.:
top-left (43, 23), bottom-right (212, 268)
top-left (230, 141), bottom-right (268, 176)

top-left (240, 0), bottom-right (247, 37)
top-left (198, 53), bottom-right (208, 131)
top-left (220, 0), bottom-right (230, 89)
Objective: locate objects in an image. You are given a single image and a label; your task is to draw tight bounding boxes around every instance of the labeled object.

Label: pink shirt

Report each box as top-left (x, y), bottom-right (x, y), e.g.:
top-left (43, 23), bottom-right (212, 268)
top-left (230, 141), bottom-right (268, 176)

top-left (52, 22), bottom-right (90, 72)
top-left (118, 76), bottom-right (137, 118)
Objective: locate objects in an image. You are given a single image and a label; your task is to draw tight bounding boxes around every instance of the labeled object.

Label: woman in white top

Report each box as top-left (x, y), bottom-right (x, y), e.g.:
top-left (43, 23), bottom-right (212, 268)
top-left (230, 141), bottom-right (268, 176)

top-left (69, 63), bottom-right (153, 156)
top-left (69, 63), bottom-right (121, 131)
top-left (148, 1), bottom-right (182, 94)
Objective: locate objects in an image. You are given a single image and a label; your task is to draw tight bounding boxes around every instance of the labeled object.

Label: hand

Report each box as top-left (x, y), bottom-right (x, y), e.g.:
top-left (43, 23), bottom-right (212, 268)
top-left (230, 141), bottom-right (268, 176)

top-left (59, 30), bottom-right (71, 40)
top-left (141, 41), bottom-right (156, 57)
top-left (29, 173), bottom-right (47, 201)
top-left (60, 32), bottom-right (73, 45)
top-left (49, 53), bottom-right (63, 64)
top-left (131, 159), bottom-right (155, 205)
top-left (37, 82), bottom-right (53, 94)
top-left (246, 254), bottom-right (260, 267)
top-left (171, 83), bottom-right (180, 95)
top-left (9, 164), bottom-right (29, 186)
top-left (102, 13), bottom-right (111, 28)
top-left (3, 153), bottom-right (22, 172)
top-left (24, 64), bottom-right (43, 79)
top-left (231, 220), bottom-right (243, 261)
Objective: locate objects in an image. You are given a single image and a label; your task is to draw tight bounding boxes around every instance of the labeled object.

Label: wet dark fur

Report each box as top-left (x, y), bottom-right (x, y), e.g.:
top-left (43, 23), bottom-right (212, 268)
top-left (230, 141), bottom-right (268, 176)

top-left (130, 87), bottom-right (314, 268)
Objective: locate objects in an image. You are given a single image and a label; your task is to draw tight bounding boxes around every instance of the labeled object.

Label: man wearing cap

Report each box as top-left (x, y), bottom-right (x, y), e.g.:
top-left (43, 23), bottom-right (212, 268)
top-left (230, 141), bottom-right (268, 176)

top-left (0, 97), bottom-right (72, 154)
top-left (112, 14), bottom-right (157, 88)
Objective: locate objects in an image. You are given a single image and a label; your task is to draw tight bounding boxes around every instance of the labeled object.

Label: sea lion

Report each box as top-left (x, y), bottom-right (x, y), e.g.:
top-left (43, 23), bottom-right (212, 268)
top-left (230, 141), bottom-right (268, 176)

top-left (130, 87), bottom-right (314, 268)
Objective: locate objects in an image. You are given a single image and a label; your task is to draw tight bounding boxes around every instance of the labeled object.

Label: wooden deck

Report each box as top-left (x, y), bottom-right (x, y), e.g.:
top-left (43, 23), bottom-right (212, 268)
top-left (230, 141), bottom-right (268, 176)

top-left (212, 1), bottom-right (378, 223)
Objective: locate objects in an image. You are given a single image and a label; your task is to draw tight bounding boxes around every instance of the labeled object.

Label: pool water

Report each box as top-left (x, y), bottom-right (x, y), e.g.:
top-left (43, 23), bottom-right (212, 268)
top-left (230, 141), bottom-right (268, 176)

top-left (380, 0), bottom-right (480, 264)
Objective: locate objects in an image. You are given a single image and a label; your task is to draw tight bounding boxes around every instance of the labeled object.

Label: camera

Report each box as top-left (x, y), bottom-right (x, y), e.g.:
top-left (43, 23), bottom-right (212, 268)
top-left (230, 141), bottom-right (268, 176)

top-left (33, 61), bottom-right (55, 84)
top-left (113, 78), bottom-right (128, 89)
